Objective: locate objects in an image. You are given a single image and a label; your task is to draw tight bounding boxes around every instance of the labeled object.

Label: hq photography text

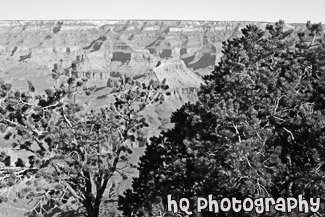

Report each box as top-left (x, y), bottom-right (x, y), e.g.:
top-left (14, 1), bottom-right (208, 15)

top-left (167, 194), bottom-right (321, 215)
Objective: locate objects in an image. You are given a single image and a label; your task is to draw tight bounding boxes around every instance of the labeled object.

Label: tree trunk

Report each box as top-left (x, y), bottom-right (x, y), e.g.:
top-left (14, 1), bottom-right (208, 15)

top-left (84, 195), bottom-right (100, 217)
top-left (84, 190), bottom-right (104, 217)
top-left (87, 206), bottom-right (100, 217)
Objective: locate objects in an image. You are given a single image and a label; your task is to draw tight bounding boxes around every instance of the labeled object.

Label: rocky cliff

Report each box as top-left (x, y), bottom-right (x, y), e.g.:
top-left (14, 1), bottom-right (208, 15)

top-left (0, 20), bottom-right (273, 89)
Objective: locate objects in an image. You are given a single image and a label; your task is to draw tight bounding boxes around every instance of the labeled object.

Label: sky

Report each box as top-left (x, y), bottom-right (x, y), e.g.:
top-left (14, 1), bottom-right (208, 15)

top-left (0, 0), bottom-right (324, 24)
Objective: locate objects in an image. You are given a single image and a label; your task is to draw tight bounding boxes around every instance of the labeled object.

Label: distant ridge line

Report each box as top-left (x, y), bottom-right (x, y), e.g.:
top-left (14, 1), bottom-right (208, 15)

top-left (0, 19), bottom-right (297, 24)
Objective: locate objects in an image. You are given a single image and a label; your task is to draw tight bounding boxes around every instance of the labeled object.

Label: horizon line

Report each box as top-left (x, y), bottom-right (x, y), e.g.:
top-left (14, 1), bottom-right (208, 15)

top-left (0, 18), bottom-right (313, 25)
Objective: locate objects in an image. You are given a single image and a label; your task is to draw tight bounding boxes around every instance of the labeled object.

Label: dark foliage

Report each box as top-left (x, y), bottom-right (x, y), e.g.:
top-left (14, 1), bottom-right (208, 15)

top-left (119, 21), bottom-right (325, 217)
top-left (0, 63), bottom-right (169, 217)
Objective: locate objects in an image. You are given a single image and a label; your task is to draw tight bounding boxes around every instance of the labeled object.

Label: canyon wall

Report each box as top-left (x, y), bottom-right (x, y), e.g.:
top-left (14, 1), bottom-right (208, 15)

top-left (0, 20), bottom-right (275, 89)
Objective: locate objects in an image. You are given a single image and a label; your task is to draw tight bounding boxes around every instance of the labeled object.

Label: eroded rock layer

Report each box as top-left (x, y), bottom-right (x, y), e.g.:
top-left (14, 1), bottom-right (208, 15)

top-left (0, 20), bottom-right (274, 89)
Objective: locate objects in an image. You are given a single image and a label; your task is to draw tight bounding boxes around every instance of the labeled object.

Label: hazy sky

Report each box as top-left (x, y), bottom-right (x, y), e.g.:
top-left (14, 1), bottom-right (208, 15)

top-left (0, 0), bottom-right (324, 23)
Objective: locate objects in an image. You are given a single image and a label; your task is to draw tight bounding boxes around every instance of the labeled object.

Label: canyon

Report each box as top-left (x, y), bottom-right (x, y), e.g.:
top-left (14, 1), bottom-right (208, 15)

top-left (0, 20), bottom-right (276, 90)
top-left (0, 20), bottom-right (277, 144)
top-left (0, 19), bottom-right (309, 216)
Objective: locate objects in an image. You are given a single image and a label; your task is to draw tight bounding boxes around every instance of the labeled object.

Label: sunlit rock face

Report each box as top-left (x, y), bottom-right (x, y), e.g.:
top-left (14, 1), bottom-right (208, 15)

top-left (0, 20), bottom-right (271, 89)
top-left (0, 20), bottom-right (297, 147)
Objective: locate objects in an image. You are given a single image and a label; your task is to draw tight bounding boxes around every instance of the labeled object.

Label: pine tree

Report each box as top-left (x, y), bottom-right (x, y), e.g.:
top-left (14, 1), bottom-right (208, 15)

top-left (0, 69), bottom-right (169, 217)
top-left (119, 21), bottom-right (325, 217)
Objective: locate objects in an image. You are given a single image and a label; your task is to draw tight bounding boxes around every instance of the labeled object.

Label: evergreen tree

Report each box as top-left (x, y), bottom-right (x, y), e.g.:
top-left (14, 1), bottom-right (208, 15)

top-left (119, 21), bottom-right (325, 217)
top-left (0, 69), bottom-right (169, 217)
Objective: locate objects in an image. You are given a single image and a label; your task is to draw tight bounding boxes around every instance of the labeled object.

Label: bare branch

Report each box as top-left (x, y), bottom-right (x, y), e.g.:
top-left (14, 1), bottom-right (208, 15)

top-left (283, 127), bottom-right (294, 140)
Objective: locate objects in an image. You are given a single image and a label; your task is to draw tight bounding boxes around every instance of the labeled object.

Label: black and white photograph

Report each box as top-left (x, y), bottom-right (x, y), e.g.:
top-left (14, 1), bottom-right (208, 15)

top-left (0, 0), bottom-right (324, 216)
